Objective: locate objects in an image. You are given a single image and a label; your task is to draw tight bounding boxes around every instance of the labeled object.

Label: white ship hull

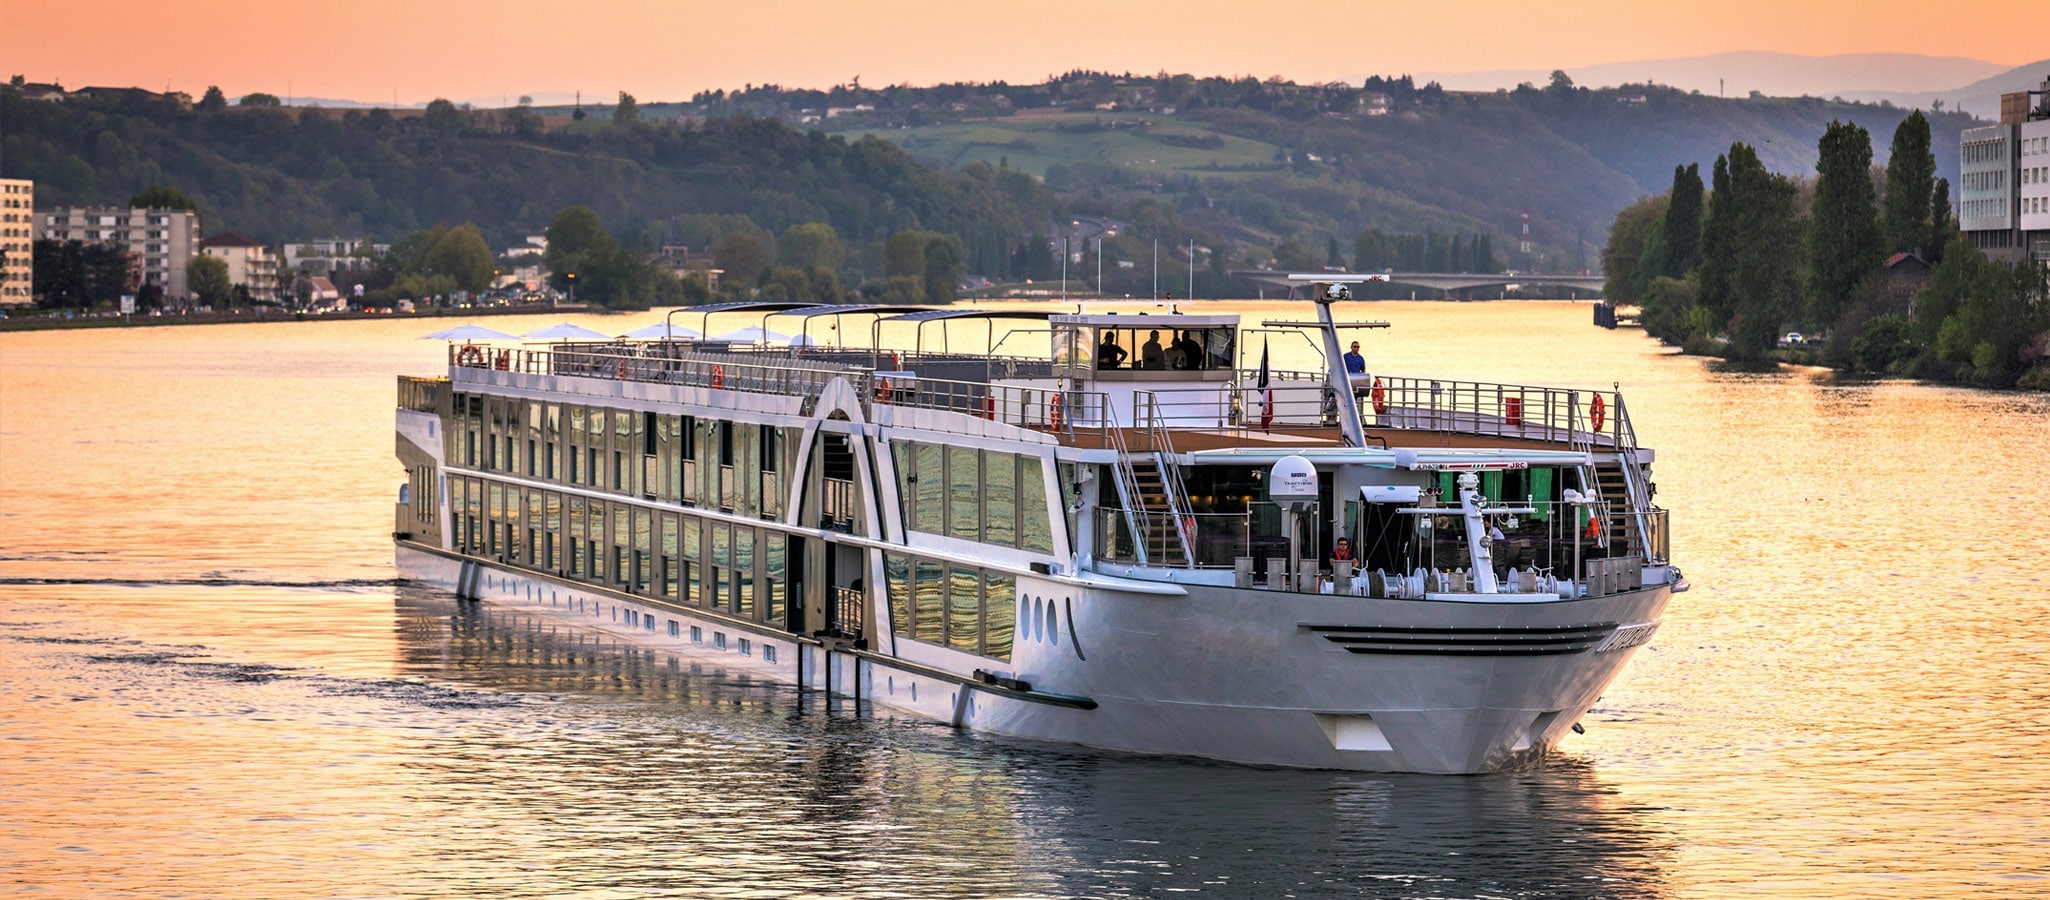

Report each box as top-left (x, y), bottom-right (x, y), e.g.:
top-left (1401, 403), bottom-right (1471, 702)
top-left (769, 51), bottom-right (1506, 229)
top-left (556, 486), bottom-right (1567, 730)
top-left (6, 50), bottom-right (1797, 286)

top-left (397, 541), bottom-right (1668, 773)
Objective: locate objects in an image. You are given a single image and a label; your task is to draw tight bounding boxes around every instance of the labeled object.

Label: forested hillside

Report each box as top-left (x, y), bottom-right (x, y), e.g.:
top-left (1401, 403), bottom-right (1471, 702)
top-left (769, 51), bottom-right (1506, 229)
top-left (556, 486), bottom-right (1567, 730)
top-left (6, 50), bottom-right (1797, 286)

top-left (0, 88), bottom-right (1059, 280)
top-left (1, 73), bottom-right (1983, 289)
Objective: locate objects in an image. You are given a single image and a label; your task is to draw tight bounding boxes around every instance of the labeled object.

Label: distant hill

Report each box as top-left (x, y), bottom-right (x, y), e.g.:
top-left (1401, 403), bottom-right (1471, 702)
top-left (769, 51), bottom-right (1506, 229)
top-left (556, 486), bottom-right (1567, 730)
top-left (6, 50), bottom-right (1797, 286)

top-left (1416, 52), bottom-right (2009, 102)
top-left (1836, 58), bottom-right (2050, 120)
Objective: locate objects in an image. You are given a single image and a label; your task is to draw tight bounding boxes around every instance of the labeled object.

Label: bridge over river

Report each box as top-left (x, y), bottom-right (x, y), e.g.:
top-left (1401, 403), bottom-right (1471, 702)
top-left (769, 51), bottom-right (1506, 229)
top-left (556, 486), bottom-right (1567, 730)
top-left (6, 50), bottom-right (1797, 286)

top-left (1232, 270), bottom-right (1605, 298)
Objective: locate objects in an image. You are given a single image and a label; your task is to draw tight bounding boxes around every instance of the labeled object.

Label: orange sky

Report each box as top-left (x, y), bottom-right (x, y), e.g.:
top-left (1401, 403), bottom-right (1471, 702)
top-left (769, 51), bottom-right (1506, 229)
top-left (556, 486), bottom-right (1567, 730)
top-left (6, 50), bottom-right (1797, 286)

top-left (8, 0), bottom-right (2043, 105)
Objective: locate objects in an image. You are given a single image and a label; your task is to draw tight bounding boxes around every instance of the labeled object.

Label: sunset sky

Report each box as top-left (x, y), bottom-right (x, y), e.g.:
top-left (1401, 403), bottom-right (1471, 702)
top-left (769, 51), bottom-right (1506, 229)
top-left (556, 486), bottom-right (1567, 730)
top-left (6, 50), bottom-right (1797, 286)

top-left (9, 0), bottom-right (2044, 106)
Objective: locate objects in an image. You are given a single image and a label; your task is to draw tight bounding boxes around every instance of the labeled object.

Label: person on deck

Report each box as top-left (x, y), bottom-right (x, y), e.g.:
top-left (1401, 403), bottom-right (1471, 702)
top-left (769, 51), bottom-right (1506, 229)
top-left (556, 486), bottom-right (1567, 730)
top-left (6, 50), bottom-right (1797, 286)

top-left (1173, 331), bottom-right (1204, 370)
top-left (1098, 332), bottom-right (1127, 369)
top-left (1141, 330), bottom-right (1167, 370)
top-left (1332, 537), bottom-right (1354, 563)
top-left (1343, 341), bottom-right (1366, 375)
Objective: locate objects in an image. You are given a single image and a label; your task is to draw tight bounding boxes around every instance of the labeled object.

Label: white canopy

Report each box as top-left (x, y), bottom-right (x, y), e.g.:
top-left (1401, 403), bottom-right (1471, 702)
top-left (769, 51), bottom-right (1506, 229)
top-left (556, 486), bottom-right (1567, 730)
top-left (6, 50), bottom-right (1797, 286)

top-left (712, 326), bottom-right (793, 344)
top-left (522, 322), bottom-right (613, 341)
top-left (418, 324), bottom-right (519, 341)
top-left (620, 322), bottom-right (705, 340)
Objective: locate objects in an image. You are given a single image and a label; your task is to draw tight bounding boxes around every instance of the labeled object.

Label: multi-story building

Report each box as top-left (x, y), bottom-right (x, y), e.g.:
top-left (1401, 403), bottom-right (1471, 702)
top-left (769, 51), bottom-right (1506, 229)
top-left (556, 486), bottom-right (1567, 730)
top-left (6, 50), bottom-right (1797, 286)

top-left (201, 233), bottom-right (280, 303)
top-left (1960, 75), bottom-right (2050, 265)
top-left (0, 179), bottom-right (31, 308)
top-left (35, 205), bottom-right (202, 300)
top-left (281, 237), bottom-right (388, 275)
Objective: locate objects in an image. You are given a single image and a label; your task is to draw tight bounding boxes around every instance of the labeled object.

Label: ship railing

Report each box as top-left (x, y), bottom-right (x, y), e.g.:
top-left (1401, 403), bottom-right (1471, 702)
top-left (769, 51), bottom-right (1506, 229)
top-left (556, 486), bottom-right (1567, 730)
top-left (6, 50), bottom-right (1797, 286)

top-left (1133, 392), bottom-right (1197, 564)
top-left (453, 343), bottom-right (854, 404)
top-left (829, 586), bottom-right (865, 638)
top-left (866, 373), bottom-right (1117, 445)
top-left (1095, 497), bottom-right (1662, 597)
top-left (396, 375), bottom-right (448, 413)
top-left (1362, 377), bottom-right (1623, 447)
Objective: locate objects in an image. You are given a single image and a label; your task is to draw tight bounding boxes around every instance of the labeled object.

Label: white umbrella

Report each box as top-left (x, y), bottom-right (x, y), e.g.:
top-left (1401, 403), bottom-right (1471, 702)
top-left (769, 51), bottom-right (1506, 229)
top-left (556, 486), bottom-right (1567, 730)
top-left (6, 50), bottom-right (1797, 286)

top-left (419, 324), bottom-right (519, 341)
top-left (621, 322), bottom-right (705, 340)
top-left (787, 333), bottom-right (823, 347)
top-left (523, 322), bottom-right (613, 341)
top-left (712, 326), bottom-right (793, 344)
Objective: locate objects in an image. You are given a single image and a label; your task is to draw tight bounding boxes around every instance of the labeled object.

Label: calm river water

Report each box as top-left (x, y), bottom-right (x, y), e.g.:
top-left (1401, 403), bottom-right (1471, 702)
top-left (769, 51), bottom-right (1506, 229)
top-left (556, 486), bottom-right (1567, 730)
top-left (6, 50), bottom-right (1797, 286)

top-left (2, 301), bottom-right (2046, 898)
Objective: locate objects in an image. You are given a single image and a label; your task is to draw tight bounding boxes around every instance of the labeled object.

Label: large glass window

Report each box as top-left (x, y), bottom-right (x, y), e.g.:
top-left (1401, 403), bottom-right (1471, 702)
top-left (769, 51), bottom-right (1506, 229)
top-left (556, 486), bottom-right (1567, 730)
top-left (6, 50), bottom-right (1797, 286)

top-left (736, 528), bottom-right (756, 618)
top-left (1019, 457), bottom-right (1054, 553)
top-left (983, 573), bottom-right (1016, 661)
top-left (914, 444), bottom-right (945, 534)
top-left (765, 536), bottom-right (786, 625)
top-left (948, 447), bottom-right (980, 540)
top-left (914, 560), bottom-right (945, 643)
top-left (985, 452), bottom-right (1016, 547)
top-left (885, 554), bottom-right (912, 637)
top-left (947, 566), bottom-right (980, 652)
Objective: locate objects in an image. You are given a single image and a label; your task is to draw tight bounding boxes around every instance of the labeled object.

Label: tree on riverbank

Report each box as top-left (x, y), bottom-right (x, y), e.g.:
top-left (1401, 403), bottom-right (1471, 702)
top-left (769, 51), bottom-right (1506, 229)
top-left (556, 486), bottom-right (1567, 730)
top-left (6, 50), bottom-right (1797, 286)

top-left (1608, 116), bottom-right (2048, 388)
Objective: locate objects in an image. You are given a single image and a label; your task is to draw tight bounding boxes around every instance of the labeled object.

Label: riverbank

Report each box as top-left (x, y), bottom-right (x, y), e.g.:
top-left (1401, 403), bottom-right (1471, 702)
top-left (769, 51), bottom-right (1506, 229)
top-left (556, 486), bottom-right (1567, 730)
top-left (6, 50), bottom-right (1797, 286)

top-left (0, 303), bottom-right (594, 333)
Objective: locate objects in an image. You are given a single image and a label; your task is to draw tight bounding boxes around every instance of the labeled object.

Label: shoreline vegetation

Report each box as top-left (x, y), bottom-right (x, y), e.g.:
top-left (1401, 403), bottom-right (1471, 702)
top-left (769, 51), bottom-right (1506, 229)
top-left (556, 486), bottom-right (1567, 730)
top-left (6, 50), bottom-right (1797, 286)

top-left (1603, 110), bottom-right (2050, 391)
top-left (0, 302), bottom-right (588, 333)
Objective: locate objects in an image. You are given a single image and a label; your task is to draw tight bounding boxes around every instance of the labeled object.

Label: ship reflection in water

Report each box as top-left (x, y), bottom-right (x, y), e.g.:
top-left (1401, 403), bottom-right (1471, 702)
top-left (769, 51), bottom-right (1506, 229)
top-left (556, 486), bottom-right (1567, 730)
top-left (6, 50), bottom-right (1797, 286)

top-left (378, 585), bottom-right (1674, 897)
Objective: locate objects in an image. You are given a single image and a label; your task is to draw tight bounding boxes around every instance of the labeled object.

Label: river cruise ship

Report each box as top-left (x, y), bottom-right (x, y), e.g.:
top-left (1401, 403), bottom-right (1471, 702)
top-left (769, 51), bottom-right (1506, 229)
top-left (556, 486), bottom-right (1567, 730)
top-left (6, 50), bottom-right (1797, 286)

top-left (393, 281), bottom-right (1681, 774)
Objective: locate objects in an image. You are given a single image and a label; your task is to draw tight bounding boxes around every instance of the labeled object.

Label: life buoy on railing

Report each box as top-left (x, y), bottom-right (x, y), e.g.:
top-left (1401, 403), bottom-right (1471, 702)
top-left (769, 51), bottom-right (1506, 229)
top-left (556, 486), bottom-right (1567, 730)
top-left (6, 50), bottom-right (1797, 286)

top-left (456, 345), bottom-right (484, 367)
top-left (1370, 377), bottom-right (1388, 416)
top-left (982, 395), bottom-right (996, 420)
top-left (876, 378), bottom-right (892, 404)
top-left (1590, 393), bottom-right (1607, 432)
top-left (615, 359), bottom-right (628, 379)
top-left (1048, 392), bottom-right (1063, 431)
top-left (1584, 515), bottom-right (1602, 540)
top-left (711, 365), bottom-right (726, 389)
top-left (495, 350), bottom-right (510, 371)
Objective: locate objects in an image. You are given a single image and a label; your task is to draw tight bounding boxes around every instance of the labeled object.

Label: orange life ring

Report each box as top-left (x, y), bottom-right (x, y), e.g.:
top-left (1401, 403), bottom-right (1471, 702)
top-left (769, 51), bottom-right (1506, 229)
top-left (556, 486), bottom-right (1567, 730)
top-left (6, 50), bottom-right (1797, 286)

top-left (1584, 516), bottom-right (1602, 539)
top-left (711, 365), bottom-right (725, 389)
top-left (1590, 393), bottom-right (1606, 432)
top-left (1048, 392), bottom-right (1063, 431)
top-left (876, 377), bottom-right (892, 404)
top-left (495, 350), bottom-right (510, 371)
top-left (615, 359), bottom-right (627, 379)
top-left (982, 395), bottom-right (996, 420)
top-left (1370, 377), bottom-right (1388, 416)
top-left (457, 345), bottom-right (484, 367)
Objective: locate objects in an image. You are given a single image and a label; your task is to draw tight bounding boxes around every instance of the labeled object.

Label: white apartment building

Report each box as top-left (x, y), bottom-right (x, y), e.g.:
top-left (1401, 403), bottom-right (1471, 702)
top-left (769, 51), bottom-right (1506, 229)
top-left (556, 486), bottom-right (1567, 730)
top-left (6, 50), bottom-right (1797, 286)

top-left (2019, 117), bottom-right (2050, 261)
top-left (201, 232), bottom-right (280, 303)
top-left (0, 179), bottom-right (31, 307)
top-left (1960, 75), bottom-right (2050, 265)
top-left (281, 237), bottom-right (389, 275)
top-left (36, 206), bottom-right (202, 300)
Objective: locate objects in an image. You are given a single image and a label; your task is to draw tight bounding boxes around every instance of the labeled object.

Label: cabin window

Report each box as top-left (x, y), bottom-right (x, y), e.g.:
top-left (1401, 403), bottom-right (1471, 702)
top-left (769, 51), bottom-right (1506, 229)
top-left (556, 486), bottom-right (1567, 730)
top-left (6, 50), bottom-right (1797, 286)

top-left (586, 502), bottom-right (607, 582)
top-left (568, 497), bottom-right (586, 576)
top-left (735, 527), bottom-right (756, 618)
top-left (946, 565), bottom-right (981, 652)
top-left (885, 553), bottom-right (912, 637)
top-left (914, 444), bottom-right (945, 535)
top-left (660, 514), bottom-right (679, 598)
top-left (913, 560), bottom-right (945, 643)
top-left (1019, 457), bottom-right (1054, 553)
top-left (544, 492), bottom-right (562, 569)
top-left (765, 536), bottom-right (786, 625)
top-left (983, 573), bottom-right (1016, 661)
top-left (947, 447), bottom-right (980, 540)
top-left (984, 452), bottom-right (1016, 547)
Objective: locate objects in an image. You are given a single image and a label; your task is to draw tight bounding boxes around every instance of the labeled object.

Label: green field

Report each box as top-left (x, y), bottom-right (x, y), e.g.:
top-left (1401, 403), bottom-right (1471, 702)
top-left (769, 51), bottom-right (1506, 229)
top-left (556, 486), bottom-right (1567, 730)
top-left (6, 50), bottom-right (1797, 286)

top-left (830, 111), bottom-right (1283, 178)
